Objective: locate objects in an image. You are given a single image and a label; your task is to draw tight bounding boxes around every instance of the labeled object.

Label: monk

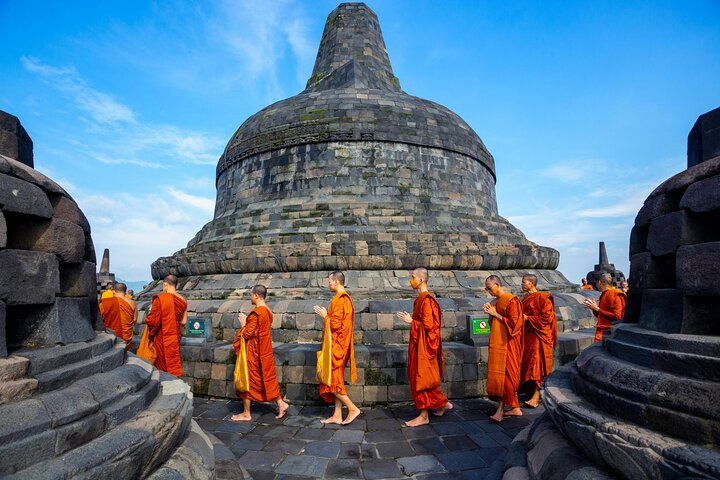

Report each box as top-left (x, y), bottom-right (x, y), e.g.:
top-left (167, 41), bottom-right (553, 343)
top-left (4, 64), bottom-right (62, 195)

top-left (397, 268), bottom-right (453, 427)
top-left (313, 271), bottom-right (361, 425)
top-left (101, 282), bottom-right (115, 299)
top-left (145, 274), bottom-right (187, 376)
top-left (126, 289), bottom-right (135, 298)
top-left (580, 278), bottom-right (594, 290)
top-left (483, 275), bottom-right (524, 422)
top-left (519, 274), bottom-right (557, 408)
top-left (231, 285), bottom-right (289, 422)
top-left (583, 273), bottom-right (626, 342)
top-left (99, 282), bottom-right (137, 350)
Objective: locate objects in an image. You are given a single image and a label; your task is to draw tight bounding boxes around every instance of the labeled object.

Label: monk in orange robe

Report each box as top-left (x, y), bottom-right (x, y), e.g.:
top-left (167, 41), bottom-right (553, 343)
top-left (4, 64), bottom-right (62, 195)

top-left (483, 275), bottom-right (524, 422)
top-left (145, 274), bottom-right (187, 376)
top-left (397, 268), bottom-right (453, 427)
top-left (583, 273), bottom-right (626, 342)
top-left (231, 285), bottom-right (289, 421)
top-left (519, 274), bottom-right (557, 408)
top-left (313, 270), bottom-right (361, 425)
top-left (580, 278), bottom-right (594, 290)
top-left (99, 282), bottom-right (137, 350)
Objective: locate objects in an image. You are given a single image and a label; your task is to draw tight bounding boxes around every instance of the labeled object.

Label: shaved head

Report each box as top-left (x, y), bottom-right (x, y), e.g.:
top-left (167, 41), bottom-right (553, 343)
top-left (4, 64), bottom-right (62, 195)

top-left (486, 275), bottom-right (502, 287)
top-left (163, 275), bottom-right (179, 287)
top-left (598, 273), bottom-right (612, 286)
top-left (413, 268), bottom-right (428, 282)
top-left (522, 274), bottom-right (538, 287)
top-left (251, 284), bottom-right (267, 299)
top-left (330, 271), bottom-right (345, 286)
top-left (113, 282), bottom-right (127, 294)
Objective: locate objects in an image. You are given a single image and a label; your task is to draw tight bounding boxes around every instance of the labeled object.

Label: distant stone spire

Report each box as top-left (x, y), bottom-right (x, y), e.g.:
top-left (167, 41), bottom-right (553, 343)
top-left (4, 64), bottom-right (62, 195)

top-left (598, 241), bottom-right (609, 266)
top-left (586, 241), bottom-right (625, 288)
top-left (304, 2), bottom-right (401, 92)
top-left (100, 248), bottom-right (110, 273)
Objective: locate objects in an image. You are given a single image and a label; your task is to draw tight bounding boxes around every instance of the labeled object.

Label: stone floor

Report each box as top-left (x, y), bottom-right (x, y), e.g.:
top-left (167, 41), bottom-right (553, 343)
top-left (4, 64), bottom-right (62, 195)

top-left (193, 397), bottom-right (544, 479)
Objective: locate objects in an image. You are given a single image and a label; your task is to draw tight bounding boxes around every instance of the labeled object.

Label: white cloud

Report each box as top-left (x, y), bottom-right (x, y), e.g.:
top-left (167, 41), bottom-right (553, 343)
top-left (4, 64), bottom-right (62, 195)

top-left (22, 56), bottom-right (136, 124)
top-left (539, 160), bottom-right (605, 184)
top-left (166, 187), bottom-right (215, 213)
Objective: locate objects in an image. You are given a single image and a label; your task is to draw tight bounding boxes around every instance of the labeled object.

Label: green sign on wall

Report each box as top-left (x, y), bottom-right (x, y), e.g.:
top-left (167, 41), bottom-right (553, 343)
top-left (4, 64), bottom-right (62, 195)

top-left (188, 318), bottom-right (206, 336)
top-left (471, 318), bottom-right (491, 335)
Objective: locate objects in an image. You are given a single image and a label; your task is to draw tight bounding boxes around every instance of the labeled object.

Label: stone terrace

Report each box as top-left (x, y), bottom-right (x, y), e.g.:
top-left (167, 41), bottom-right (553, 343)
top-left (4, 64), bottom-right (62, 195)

top-left (193, 397), bottom-right (546, 480)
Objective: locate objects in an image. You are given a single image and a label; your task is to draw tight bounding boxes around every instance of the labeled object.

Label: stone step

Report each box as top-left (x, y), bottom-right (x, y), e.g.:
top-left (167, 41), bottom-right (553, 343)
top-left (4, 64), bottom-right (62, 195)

top-left (543, 364), bottom-right (720, 479)
top-left (13, 332), bottom-right (116, 376)
top-left (553, 327), bottom-right (596, 367)
top-left (0, 360), bottom-right (158, 473)
top-left (147, 421), bottom-right (216, 480)
top-left (0, 355), bottom-right (30, 381)
top-left (605, 334), bottom-right (720, 382)
top-left (0, 377), bottom-right (37, 405)
top-left (34, 342), bottom-right (126, 394)
top-left (2, 373), bottom-right (194, 479)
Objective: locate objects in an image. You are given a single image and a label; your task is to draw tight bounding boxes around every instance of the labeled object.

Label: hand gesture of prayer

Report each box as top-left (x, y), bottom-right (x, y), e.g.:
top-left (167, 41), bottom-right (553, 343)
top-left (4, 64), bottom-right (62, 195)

top-left (396, 311), bottom-right (412, 324)
top-left (313, 305), bottom-right (328, 318)
top-left (583, 298), bottom-right (599, 312)
top-left (483, 302), bottom-right (499, 319)
top-left (238, 312), bottom-right (247, 327)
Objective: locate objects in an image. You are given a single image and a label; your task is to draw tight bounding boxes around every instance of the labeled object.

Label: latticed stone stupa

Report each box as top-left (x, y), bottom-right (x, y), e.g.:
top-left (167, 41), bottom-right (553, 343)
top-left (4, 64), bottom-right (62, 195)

top-left (140, 3), bottom-right (595, 403)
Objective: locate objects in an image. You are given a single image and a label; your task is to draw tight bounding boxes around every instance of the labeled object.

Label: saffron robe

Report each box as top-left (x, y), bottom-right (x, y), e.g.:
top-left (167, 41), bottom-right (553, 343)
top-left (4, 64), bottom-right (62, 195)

top-left (593, 288), bottom-right (625, 342)
top-left (319, 291), bottom-right (357, 403)
top-left (487, 293), bottom-right (524, 408)
top-left (233, 306), bottom-right (281, 402)
top-left (145, 292), bottom-right (186, 376)
top-left (408, 291), bottom-right (448, 410)
top-left (100, 296), bottom-right (136, 349)
top-left (520, 292), bottom-right (557, 389)
top-left (581, 284), bottom-right (594, 290)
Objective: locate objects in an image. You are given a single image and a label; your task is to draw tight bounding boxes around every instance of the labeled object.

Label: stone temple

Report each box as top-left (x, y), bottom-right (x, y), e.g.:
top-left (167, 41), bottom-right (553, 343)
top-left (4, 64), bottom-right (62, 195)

top-left (140, 3), bottom-right (598, 403)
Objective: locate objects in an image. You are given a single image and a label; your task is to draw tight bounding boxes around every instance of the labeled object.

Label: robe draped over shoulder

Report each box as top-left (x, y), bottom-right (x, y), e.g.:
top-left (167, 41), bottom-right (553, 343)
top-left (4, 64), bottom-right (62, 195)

top-left (487, 293), bottom-right (524, 408)
top-left (408, 291), bottom-right (448, 410)
top-left (145, 293), bottom-right (186, 376)
top-left (319, 291), bottom-right (357, 403)
top-left (520, 292), bottom-right (556, 389)
top-left (234, 306), bottom-right (281, 402)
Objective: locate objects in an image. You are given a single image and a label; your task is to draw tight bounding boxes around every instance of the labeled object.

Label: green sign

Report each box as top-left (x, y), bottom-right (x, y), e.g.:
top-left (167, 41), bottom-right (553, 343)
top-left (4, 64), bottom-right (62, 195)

top-left (188, 318), bottom-right (206, 336)
top-left (472, 318), bottom-right (490, 335)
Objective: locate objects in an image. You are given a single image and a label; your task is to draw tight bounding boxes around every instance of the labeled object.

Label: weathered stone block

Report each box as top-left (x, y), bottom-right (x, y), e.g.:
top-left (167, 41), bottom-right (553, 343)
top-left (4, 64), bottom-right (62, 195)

top-left (0, 211), bottom-right (6, 248)
top-left (8, 297), bottom-right (95, 348)
top-left (647, 211), bottom-right (704, 257)
top-left (682, 295), bottom-right (720, 336)
top-left (635, 193), bottom-right (679, 228)
top-left (680, 174), bottom-right (720, 213)
top-left (687, 106), bottom-right (720, 168)
top-left (638, 289), bottom-right (683, 334)
top-left (7, 217), bottom-right (85, 264)
top-left (0, 301), bottom-right (5, 357)
top-left (59, 261), bottom-right (96, 297)
top-left (50, 194), bottom-right (91, 233)
top-left (285, 383), bottom-right (307, 402)
top-left (0, 173), bottom-right (52, 218)
top-left (388, 384), bottom-right (411, 402)
top-left (0, 111), bottom-right (34, 167)
top-left (677, 242), bottom-right (720, 296)
top-left (283, 365), bottom-right (304, 384)
top-left (628, 226), bottom-right (648, 259)
top-left (363, 385), bottom-right (387, 402)
top-left (0, 250), bottom-right (59, 305)
top-left (208, 380), bottom-right (226, 397)
top-left (377, 314), bottom-right (394, 330)
top-left (54, 412), bottom-right (106, 455)
top-left (628, 252), bottom-right (675, 291)
top-left (194, 362), bottom-right (211, 379)
top-left (211, 363), bottom-right (227, 381)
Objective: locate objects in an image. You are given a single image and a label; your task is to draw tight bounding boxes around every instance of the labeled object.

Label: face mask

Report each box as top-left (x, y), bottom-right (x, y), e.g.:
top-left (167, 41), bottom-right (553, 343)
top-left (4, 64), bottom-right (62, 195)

top-left (409, 278), bottom-right (420, 289)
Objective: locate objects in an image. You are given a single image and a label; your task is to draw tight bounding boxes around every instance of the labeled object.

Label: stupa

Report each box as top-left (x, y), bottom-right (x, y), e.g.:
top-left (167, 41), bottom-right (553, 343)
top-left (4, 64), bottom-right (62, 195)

top-left (139, 3), bottom-right (595, 403)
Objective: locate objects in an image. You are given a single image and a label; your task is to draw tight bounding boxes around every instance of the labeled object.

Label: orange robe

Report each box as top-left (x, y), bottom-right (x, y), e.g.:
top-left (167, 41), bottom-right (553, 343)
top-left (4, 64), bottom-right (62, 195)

top-left (145, 292), bottom-right (186, 376)
top-left (520, 292), bottom-right (557, 390)
top-left (593, 288), bottom-right (625, 342)
top-left (487, 293), bottom-right (524, 408)
top-left (581, 285), bottom-right (594, 290)
top-left (233, 306), bottom-right (281, 403)
top-left (99, 297), bottom-right (136, 349)
top-left (319, 291), bottom-right (357, 403)
top-left (408, 291), bottom-right (448, 410)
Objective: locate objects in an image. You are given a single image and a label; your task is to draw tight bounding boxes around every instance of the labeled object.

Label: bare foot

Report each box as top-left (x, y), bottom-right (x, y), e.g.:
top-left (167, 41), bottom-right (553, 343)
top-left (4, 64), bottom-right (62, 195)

top-left (503, 407), bottom-right (523, 418)
top-left (489, 412), bottom-right (504, 423)
top-left (342, 408), bottom-right (362, 425)
top-left (523, 399), bottom-right (540, 409)
top-left (404, 414), bottom-right (429, 427)
top-left (276, 401), bottom-right (289, 419)
top-left (230, 413), bottom-right (252, 422)
top-left (434, 402), bottom-right (454, 417)
top-left (321, 416), bottom-right (343, 424)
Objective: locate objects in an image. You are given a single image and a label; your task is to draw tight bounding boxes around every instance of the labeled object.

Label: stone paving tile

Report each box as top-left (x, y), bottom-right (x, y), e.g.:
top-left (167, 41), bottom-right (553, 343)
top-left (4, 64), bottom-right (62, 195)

top-left (303, 441), bottom-right (342, 458)
top-left (325, 458), bottom-right (362, 478)
top-left (194, 397), bottom-right (546, 479)
top-left (275, 455), bottom-right (329, 477)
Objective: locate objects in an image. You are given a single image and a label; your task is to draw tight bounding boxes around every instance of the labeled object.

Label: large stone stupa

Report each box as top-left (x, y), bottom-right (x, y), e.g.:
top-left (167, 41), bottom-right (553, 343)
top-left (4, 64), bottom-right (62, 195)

top-left (139, 3), bottom-right (595, 403)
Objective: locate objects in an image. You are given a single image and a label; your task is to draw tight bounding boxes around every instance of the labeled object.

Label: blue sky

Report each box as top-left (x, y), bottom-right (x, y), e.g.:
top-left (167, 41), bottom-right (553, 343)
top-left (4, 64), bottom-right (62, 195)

top-left (2, 1), bottom-right (719, 283)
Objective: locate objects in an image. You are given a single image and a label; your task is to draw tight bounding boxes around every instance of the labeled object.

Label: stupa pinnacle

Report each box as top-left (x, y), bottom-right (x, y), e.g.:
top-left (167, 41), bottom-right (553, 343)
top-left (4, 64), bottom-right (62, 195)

top-left (152, 2), bottom-right (560, 281)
